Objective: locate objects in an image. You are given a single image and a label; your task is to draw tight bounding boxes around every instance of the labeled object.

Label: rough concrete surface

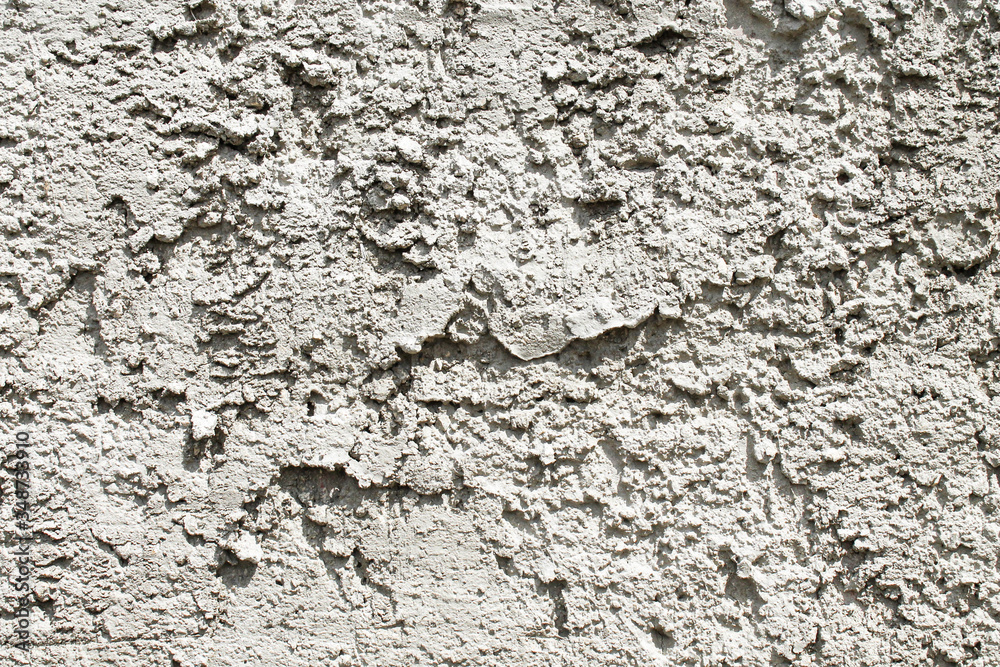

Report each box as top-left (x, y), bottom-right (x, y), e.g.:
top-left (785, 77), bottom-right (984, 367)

top-left (0, 0), bottom-right (999, 664)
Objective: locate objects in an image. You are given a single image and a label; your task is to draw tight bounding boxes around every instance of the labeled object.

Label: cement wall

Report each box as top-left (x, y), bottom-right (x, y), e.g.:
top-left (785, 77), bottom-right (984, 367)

top-left (1, 0), bottom-right (999, 664)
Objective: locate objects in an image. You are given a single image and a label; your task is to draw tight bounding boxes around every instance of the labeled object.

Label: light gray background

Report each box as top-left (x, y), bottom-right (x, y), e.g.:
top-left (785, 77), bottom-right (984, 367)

top-left (1, 0), bottom-right (999, 664)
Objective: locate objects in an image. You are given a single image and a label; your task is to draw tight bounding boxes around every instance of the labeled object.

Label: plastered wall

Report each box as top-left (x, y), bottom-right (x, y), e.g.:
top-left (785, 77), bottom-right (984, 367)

top-left (1, 0), bottom-right (999, 664)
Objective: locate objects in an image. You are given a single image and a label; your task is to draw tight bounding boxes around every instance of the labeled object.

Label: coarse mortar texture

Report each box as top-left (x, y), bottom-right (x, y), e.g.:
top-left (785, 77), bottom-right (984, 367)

top-left (0, 0), bottom-right (998, 663)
